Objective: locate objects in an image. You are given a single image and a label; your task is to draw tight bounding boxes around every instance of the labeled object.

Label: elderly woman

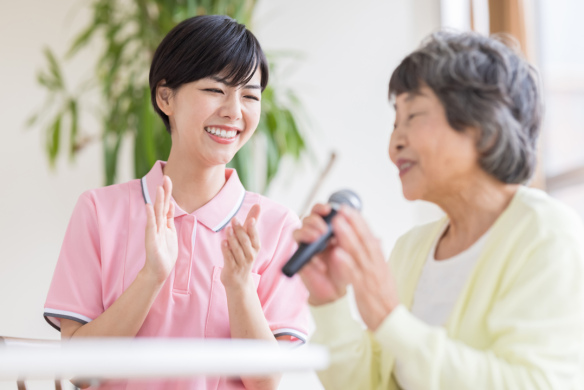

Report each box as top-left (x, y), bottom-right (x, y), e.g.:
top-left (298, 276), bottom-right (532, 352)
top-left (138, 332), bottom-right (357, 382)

top-left (295, 31), bottom-right (584, 389)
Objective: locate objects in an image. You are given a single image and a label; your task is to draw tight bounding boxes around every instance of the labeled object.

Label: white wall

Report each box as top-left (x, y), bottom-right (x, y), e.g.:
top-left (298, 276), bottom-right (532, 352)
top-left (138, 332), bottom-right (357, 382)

top-left (0, 0), bottom-right (442, 388)
top-left (257, 0), bottom-right (444, 251)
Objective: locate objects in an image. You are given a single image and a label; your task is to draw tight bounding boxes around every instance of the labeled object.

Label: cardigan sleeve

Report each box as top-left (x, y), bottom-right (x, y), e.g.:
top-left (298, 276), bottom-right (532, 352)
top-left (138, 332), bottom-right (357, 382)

top-left (307, 227), bottom-right (434, 390)
top-left (374, 233), bottom-right (584, 390)
top-left (310, 295), bottom-right (398, 390)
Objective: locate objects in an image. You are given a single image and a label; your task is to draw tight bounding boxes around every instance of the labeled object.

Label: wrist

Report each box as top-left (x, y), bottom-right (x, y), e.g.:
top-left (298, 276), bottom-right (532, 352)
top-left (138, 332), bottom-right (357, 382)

top-left (224, 275), bottom-right (256, 297)
top-left (137, 267), bottom-right (167, 289)
top-left (308, 295), bottom-right (339, 307)
top-left (307, 287), bottom-right (347, 307)
top-left (367, 297), bottom-right (399, 332)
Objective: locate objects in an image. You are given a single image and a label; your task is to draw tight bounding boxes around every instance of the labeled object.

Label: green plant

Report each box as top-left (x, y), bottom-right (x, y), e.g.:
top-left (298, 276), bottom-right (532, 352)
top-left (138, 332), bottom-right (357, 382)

top-left (29, 0), bottom-right (306, 192)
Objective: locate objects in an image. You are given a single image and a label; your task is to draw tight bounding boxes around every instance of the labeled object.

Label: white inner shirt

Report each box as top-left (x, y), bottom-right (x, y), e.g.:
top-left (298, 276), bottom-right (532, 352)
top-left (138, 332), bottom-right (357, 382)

top-left (394, 223), bottom-right (490, 389)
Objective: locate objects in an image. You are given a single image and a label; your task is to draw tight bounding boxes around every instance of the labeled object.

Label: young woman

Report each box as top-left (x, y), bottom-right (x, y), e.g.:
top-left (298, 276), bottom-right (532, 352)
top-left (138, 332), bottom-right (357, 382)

top-left (44, 15), bottom-right (308, 390)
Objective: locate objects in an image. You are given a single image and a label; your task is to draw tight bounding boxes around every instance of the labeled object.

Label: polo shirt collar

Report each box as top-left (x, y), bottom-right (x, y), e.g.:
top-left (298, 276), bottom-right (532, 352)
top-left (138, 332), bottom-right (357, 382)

top-left (140, 161), bottom-right (246, 232)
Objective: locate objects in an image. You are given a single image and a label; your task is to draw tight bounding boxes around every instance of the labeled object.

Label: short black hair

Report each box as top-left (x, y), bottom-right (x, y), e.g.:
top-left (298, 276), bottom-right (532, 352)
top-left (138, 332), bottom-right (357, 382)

top-left (149, 15), bottom-right (269, 132)
top-left (389, 31), bottom-right (542, 184)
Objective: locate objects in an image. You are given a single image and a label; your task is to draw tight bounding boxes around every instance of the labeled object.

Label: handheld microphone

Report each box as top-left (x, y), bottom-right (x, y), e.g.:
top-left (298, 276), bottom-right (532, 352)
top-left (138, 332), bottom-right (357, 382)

top-left (282, 190), bottom-right (362, 277)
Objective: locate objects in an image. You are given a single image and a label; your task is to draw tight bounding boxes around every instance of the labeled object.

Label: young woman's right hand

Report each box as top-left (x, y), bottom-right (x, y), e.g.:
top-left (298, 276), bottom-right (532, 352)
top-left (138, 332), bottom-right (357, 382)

top-left (293, 203), bottom-right (352, 306)
top-left (142, 175), bottom-right (178, 285)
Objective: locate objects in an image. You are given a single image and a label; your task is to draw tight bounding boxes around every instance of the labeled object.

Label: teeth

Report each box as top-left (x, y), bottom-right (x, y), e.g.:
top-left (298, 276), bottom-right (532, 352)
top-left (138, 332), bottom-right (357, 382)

top-left (400, 162), bottom-right (413, 171)
top-left (205, 127), bottom-right (238, 139)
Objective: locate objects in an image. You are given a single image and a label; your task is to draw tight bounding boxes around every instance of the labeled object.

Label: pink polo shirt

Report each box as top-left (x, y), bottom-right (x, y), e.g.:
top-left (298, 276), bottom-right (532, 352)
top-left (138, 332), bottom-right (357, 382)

top-left (44, 161), bottom-right (309, 390)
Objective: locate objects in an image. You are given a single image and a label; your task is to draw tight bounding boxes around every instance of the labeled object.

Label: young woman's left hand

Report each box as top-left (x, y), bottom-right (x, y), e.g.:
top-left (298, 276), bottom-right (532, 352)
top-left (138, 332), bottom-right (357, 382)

top-left (332, 205), bottom-right (401, 331)
top-left (221, 204), bottom-right (261, 292)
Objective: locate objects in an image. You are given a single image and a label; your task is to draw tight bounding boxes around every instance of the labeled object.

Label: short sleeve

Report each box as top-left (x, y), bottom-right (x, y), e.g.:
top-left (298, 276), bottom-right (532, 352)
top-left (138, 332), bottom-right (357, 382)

top-left (44, 192), bottom-right (104, 331)
top-left (257, 212), bottom-right (309, 344)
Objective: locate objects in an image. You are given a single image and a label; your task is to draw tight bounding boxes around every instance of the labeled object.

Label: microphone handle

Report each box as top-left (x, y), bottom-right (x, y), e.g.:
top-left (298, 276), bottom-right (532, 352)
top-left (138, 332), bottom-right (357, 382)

top-left (282, 209), bottom-right (338, 277)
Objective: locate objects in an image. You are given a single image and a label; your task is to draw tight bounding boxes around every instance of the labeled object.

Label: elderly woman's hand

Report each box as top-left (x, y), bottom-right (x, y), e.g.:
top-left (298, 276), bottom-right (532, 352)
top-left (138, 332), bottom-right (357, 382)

top-left (332, 205), bottom-right (400, 331)
top-left (294, 203), bottom-right (353, 306)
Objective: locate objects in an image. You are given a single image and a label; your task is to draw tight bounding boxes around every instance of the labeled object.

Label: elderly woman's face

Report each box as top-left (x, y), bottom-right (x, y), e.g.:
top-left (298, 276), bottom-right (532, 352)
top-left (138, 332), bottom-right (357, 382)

top-left (389, 86), bottom-right (480, 202)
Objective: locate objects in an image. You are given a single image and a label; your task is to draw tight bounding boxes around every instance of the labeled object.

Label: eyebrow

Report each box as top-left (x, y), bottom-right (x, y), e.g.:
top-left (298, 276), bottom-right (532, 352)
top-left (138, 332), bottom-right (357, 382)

top-left (405, 91), bottom-right (428, 101)
top-left (394, 90), bottom-right (429, 109)
top-left (210, 76), bottom-right (261, 90)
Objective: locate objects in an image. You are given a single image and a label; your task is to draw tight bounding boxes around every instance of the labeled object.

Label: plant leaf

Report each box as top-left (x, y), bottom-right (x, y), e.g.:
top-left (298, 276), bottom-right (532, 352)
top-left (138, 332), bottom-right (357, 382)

top-left (32, 0), bottom-right (309, 194)
top-left (67, 23), bottom-right (99, 58)
top-left (69, 99), bottom-right (79, 159)
top-left (104, 132), bottom-right (123, 185)
top-left (43, 48), bottom-right (64, 90)
top-left (47, 115), bottom-right (62, 168)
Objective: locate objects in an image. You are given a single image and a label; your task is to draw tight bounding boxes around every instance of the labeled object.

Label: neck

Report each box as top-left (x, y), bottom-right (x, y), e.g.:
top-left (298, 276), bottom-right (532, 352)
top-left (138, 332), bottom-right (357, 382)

top-left (431, 171), bottom-right (519, 252)
top-left (164, 147), bottom-right (227, 214)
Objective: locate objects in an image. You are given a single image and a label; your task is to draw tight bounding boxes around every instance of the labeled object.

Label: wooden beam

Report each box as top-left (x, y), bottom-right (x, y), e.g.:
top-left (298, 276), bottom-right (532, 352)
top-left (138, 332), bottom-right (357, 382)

top-left (488, 0), bottom-right (527, 52)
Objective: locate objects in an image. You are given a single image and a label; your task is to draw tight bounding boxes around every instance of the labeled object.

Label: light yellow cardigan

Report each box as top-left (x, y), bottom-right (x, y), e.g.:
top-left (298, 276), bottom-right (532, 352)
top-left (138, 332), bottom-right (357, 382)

top-left (310, 187), bottom-right (584, 389)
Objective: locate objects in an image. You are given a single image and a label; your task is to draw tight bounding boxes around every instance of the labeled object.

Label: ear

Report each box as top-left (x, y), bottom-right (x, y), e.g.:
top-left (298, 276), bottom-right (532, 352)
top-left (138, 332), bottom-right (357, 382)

top-left (467, 126), bottom-right (484, 143)
top-left (156, 80), bottom-right (174, 116)
top-left (464, 126), bottom-right (486, 159)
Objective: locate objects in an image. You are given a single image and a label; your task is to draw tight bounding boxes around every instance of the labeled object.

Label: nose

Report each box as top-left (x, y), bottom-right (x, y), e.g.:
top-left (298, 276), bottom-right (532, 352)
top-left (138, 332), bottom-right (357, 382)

top-left (219, 93), bottom-right (242, 121)
top-left (389, 125), bottom-right (406, 155)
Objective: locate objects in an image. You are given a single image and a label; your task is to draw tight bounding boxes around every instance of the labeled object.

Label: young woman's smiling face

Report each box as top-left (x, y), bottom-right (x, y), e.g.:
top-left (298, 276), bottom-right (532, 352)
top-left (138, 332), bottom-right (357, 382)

top-left (157, 69), bottom-right (262, 167)
top-left (389, 86), bottom-right (480, 202)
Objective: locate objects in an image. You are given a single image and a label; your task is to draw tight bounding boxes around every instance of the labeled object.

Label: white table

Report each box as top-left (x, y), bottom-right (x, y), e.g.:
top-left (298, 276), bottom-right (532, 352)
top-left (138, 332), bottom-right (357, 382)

top-left (0, 338), bottom-right (329, 381)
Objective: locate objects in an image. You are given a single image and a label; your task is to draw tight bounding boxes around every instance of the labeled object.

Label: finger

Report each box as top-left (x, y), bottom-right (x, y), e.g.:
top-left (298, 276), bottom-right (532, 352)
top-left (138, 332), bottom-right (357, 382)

top-left (232, 218), bottom-right (255, 260)
top-left (221, 240), bottom-right (236, 266)
top-left (298, 254), bottom-right (330, 284)
top-left (145, 203), bottom-right (156, 237)
top-left (311, 203), bottom-right (332, 217)
top-left (307, 254), bottom-right (327, 274)
top-left (292, 213), bottom-right (330, 243)
top-left (298, 249), bottom-right (350, 298)
top-left (303, 213), bottom-right (329, 234)
top-left (330, 246), bottom-right (361, 285)
top-left (298, 259), bottom-right (325, 286)
top-left (226, 226), bottom-right (245, 265)
top-left (372, 236), bottom-right (385, 260)
top-left (246, 217), bottom-right (261, 251)
top-left (155, 185), bottom-right (164, 232)
top-left (167, 202), bottom-right (176, 231)
top-left (298, 246), bottom-right (335, 278)
top-left (293, 225), bottom-right (326, 244)
top-left (339, 206), bottom-right (381, 262)
top-left (163, 176), bottom-right (172, 220)
top-left (332, 214), bottom-right (369, 271)
top-left (243, 204), bottom-right (261, 231)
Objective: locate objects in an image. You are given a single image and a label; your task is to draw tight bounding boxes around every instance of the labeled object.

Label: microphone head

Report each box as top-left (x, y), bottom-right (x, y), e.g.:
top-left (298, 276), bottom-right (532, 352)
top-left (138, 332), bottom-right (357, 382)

top-left (328, 190), bottom-right (362, 211)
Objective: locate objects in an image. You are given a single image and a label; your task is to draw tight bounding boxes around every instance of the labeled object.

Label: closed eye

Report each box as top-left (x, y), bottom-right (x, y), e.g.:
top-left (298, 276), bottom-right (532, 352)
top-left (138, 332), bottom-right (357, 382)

top-left (244, 95), bottom-right (260, 101)
top-left (407, 111), bottom-right (425, 120)
top-left (203, 88), bottom-right (224, 94)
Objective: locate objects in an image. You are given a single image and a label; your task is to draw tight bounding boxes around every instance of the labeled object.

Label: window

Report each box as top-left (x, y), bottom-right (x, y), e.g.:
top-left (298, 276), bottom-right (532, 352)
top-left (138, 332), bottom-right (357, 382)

top-left (538, 0), bottom-right (584, 220)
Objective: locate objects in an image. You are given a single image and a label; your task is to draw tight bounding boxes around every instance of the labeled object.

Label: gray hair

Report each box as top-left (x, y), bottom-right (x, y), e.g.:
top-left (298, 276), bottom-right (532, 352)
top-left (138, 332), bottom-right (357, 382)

top-left (389, 31), bottom-right (542, 184)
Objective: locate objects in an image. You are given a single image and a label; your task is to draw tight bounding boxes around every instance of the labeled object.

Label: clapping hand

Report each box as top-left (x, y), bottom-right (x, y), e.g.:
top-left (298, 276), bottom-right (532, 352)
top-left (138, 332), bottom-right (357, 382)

top-left (143, 175), bottom-right (178, 285)
top-left (221, 204), bottom-right (261, 291)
